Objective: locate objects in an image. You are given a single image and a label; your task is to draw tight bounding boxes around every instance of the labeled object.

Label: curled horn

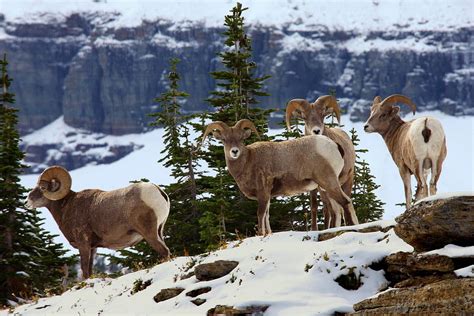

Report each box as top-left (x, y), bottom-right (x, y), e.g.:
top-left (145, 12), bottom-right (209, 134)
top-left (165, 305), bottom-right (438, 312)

top-left (285, 99), bottom-right (310, 131)
top-left (234, 119), bottom-right (260, 139)
top-left (38, 166), bottom-right (72, 201)
top-left (380, 94), bottom-right (416, 114)
top-left (198, 121), bottom-right (229, 151)
top-left (315, 95), bottom-right (341, 123)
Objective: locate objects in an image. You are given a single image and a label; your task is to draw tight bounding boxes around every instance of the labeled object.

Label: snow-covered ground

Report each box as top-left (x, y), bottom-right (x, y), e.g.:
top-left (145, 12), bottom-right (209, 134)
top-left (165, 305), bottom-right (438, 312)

top-left (18, 112), bottom-right (474, 255)
top-left (2, 0), bottom-right (472, 32)
top-left (11, 221), bottom-right (415, 315)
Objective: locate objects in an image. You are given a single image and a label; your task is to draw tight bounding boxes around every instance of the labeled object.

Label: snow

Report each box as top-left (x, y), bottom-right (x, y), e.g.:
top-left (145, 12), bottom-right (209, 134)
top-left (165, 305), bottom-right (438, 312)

top-left (415, 191), bottom-right (474, 204)
top-left (2, 0), bottom-right (472, 32)
top-left (456, 265), bottom-right (474, 278)
top-left (18, 112), bottom-right (474, 255)
top-left (423, 244), bottom-right (474, 258)
top-left (10, 223), bottom-right (413, 315)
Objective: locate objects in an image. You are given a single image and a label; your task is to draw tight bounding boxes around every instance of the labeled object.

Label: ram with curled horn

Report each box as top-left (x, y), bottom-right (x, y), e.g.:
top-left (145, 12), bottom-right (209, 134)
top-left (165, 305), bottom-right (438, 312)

top-left (364, 94), bottom-right (447, 208)
top-left (285, 95), bottom-right (358, 230)
top-left (26, 166), bottom-right (171, 279)
top-left (200, 118), bottom-right (357, 236)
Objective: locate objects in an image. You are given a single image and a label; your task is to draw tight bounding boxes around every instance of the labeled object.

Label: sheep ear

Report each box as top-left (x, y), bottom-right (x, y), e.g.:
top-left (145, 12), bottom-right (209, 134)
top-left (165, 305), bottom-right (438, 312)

top-left (212, 130), bottom-right (223, 140)
top-left (391, 106), bottom-right (400, 115)
top-left (324, 107), bottom-right (334, 116)
top-left (242, 129), bottom-right (252, 139)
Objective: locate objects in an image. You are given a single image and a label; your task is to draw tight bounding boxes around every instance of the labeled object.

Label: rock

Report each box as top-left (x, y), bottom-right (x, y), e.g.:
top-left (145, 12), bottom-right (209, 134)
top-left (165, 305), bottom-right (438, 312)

top-left (383, 252), bottom-right (456, 287)
top-left (395, 196), bottom-right (474, 251)
top-left (186, 286), bottom-right (211, 297)
top-left (385, 252), bottom-right (455, 274)
top-left (393, 274), bottom-right (456, 288)
top-left (153, 287), bottom-right (184, 303)
top-left (1, 12), bottom-right (472, 135)
top-left (318, 225), bottom-right (393, 242)
top-left (194, 260), bottom-right (239, 281)
top-left (207, 304), bottom-right (269, 316)
top-left (352, 278), bottom-right (474, 315)
top-left (191, 298), bottom-right (206, 306)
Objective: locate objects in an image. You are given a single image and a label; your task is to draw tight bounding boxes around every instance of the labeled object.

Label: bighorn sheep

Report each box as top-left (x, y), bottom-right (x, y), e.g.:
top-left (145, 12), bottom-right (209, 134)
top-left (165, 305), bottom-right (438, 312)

top-left (26, 166), bottom-right (170, 279)
top-left (200, 119), bottom-right (357, 236)
top-left (364, 94), bottom-right (447, 208)
top-left (286, 95), bottom-right (358, 229)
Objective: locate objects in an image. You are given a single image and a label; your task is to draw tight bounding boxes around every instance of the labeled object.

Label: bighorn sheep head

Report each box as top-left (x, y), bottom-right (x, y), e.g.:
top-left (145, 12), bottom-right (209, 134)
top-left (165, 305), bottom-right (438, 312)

top-left (200, 119), bottom-right (260, 160)
top-left (27, 166), bottom-right (72, 208)
top-left (286, 95), bottom-right (341, 136)
top-left (364, 94), bottom-right (416, 133)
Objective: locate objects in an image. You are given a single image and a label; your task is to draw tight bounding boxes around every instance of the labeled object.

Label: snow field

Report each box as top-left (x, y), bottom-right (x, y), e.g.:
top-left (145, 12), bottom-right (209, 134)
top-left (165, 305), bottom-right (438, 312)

top-left (12, 221), bottom-right (414, 315)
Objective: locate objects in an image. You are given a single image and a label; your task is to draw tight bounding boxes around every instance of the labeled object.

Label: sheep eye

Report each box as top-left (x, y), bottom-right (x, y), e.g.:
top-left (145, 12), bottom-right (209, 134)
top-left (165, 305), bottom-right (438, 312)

top-left (39, 186), bottom-right (47, 192)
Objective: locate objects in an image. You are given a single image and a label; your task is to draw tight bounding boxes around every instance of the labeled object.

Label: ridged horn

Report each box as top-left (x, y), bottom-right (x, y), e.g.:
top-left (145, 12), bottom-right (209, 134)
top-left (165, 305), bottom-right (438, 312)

top-left (380, 94), bottom-right (416, 114)
top-left (234, 119), bottom-right (260, 139)
top-left (285, 99), bottom-right (310, 131)
top-left (39, 166), bottom-right (72, 201)
top-left (315, 95), bottom-right (341, 123)
top-left (198, 121), bottom-right (229, 151)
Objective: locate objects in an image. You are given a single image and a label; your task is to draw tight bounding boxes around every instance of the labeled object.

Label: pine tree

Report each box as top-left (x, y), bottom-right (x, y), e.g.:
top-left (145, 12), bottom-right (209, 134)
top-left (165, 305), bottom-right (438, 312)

top-left (111, 58), bottom-right (206, 270)
top-left (350, 128), bottom-right (385, 222)
top-left (0, 54), bottom-right (74, 305)
top-left (199, 2), bottom-right (273, 249)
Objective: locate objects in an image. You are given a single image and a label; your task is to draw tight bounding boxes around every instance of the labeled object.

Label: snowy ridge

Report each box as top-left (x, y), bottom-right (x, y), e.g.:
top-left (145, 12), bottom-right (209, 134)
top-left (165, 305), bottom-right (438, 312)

top-left (3, 0), bottom-right (473, 32)
top-left (11, 222), bottom-right (414, 315)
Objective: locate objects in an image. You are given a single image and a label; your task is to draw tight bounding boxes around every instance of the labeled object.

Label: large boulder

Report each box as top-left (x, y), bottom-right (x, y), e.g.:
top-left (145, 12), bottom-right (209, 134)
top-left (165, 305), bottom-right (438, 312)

top-left (352, 278), bottom-right (474, 315)
top-left (394, 195), bottom-right (474, 251)
top-left (194, 260), bottom-right (239, 281)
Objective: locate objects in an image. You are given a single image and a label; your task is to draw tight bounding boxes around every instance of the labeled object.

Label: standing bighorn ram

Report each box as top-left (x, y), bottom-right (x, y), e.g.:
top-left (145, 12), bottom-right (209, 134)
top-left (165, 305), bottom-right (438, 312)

top-left (26, 166), bottom-right (170, 279)
top-left (200, 119), bottom-right (357, 236)
top-left (286, 95), bottom-right (358, 229)
top-left (364, 94), bottom-right (447, 208)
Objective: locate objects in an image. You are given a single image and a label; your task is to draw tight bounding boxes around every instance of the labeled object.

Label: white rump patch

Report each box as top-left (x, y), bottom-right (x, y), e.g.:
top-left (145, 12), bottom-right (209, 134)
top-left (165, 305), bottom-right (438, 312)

top-left (139, 183), bottom-right (170, 226)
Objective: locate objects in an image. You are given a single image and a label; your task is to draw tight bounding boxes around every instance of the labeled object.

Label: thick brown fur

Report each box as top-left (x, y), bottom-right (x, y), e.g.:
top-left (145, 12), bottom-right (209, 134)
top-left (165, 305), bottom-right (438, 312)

top-left (286, 97), bottom-right (358, 229)
top-left (27, 181), bottom-right (170, 279)
top-left (364, 95), bottom-right (447, 208)
top-left (202, 120), bottom-right (356, 236)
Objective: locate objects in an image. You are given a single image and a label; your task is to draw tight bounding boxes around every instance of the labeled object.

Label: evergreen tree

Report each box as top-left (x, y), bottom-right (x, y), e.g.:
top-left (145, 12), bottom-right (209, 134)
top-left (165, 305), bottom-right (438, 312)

top-left (350, 128), bottom-right (385, 222)
top-left (199, 2), bottom-right (274, 249)
top-left (0, 54), bottom-right (74, 305)
top-left (111, 58), bottom-right (206, 270)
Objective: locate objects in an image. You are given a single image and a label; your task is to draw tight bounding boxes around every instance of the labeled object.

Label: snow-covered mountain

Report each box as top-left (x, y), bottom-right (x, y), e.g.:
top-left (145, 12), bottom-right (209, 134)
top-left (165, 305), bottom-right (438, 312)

top-left (19, 111), bottom-right (474, 254)
top-left (1, 0), bottom-right (473, 135)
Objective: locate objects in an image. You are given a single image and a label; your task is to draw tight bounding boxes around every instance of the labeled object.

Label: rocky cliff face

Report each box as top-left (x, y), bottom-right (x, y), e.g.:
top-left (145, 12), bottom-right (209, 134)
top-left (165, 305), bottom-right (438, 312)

top-left (0, 12), bottom-right (472, 135)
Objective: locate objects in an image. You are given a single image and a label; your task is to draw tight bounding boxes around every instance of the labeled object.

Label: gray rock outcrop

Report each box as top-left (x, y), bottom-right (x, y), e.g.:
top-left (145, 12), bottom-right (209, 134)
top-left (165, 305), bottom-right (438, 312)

top-left (0, 13), bottom-right (472, 135)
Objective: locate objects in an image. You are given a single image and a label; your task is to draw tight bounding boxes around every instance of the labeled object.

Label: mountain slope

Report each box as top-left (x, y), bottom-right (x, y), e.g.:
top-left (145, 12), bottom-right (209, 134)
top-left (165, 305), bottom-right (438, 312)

top-left (11, 221), bottom-right (413, 315)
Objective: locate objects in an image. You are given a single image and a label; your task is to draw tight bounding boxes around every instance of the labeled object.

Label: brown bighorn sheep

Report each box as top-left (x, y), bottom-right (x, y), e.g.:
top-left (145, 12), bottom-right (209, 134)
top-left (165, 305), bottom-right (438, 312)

top-left (364, 94), bottom-right (447, 208)
top-left (200, 119), bottom-right (357, 236)
top-left (26, 166), bottom-right (170, 279)
top-left (286, 95), bottom-right (358, 229)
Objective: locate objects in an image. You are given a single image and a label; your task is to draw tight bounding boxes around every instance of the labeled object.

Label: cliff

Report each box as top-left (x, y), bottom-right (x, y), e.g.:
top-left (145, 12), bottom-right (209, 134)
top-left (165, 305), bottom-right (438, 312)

top-left (0, 1), bottom-right (472, 135)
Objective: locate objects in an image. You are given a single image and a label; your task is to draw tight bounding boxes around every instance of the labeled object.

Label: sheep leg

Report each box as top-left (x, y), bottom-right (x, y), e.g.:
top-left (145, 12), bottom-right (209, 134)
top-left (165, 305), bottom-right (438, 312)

top-left (414, 164), bottom-right (428, 201)
top-left (341, 176), bottom-right (358, 226)
top-left (316, 173), bottom-right (353, 226)
top-left (257, 198), bottom-right (270, 236)
top-left (79, 247), bottom-right (92, 279)
top-left (264, 204), bottom-right (272, 235)
top-left (319, 191), bottom-right (335, 228)
top-left (89, 248), bottom-right (96, 276)
top-left (429, 158), bottom-right (442, 196)
top-left (310, 190), bottom-right (320, 231)
top-left (399, 166), bottom-right (413, 208)
top-left (134, 215), bottom-right (170, 258)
